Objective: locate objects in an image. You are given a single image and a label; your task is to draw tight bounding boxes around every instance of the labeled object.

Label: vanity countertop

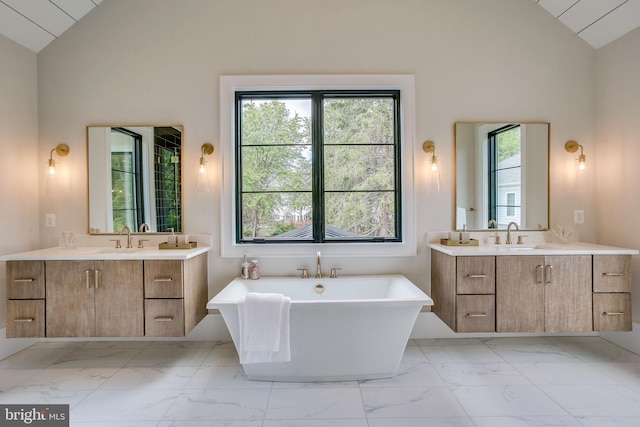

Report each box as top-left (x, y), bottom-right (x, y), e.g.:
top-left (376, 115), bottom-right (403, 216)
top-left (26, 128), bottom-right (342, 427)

top-left (429, 241), bottom-right (639, 257)
top-left (0, 245), bottom-right (211, 261)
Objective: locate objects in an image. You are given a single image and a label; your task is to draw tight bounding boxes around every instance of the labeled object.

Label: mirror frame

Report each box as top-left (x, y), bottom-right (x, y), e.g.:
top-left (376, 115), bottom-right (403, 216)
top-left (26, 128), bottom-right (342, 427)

top-left (86, 124), bottom-right (185, 235)
top-left (454, 121), bottom-right (550, 231)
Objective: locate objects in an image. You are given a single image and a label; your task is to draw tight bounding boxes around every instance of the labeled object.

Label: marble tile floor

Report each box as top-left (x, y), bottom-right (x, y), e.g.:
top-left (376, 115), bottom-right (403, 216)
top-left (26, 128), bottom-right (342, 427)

top-left (2, 336), bottom-right (640, 426)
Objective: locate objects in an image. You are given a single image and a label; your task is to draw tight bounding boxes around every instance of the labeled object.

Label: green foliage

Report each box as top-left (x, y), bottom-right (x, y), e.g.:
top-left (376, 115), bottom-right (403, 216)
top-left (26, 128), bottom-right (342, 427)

top-left (497, 126), bottom-right (521, 163)
top-left (239, 96), bottom-right (397, 240)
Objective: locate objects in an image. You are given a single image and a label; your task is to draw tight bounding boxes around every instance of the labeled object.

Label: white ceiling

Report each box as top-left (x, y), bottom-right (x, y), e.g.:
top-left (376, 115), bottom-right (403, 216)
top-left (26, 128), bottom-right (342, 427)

top-left (0, 0), bottom-right (639, 53)
top-left (536, 0), bottom-right (640, 48)
top-left (0, 0), bottom-right (102, 52)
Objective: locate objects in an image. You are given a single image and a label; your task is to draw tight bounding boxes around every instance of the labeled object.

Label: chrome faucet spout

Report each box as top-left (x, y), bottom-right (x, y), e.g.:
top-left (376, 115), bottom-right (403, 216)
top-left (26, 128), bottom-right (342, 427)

top-left (316, 251), bottom-right (322, 278)
top-left (119, 225), bottom-right (133, 248)
top-left (506, 221), bottom-right (519, 245)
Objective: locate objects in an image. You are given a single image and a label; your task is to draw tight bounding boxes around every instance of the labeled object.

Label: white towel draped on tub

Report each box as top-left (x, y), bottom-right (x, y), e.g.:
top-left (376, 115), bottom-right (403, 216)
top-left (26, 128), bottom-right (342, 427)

top-left (238, 292), bottom-right (291, 364)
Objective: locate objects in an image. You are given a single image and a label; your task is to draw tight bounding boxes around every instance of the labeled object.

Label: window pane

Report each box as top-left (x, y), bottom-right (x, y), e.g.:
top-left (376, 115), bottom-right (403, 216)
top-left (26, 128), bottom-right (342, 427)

top-left (241, 192), bottom-right (312, 239)
top-left (242, 146), bottom-right (311, 192)
top-left (324, 98), bottom-right (394, 145)
top-left (325, 191), bottom-right (396, 239)
top-left (324, 145), bottom-right (395, 191)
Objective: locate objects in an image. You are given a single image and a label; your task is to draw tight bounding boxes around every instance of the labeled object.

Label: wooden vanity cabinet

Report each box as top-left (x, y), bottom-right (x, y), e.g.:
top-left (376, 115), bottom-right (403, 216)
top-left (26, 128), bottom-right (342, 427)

top-left (143, 253), bottom-right (208, 337)
top-left (431, 250), bottom-right (496, 332)
top-left (496, 255), bottom-right (592, 332)
top-left (46, 260), bottom-right (144, 337)
top-left (6, 261), bottom-right (45, 338)
top-left (593, 255), bottom-right (632, 331)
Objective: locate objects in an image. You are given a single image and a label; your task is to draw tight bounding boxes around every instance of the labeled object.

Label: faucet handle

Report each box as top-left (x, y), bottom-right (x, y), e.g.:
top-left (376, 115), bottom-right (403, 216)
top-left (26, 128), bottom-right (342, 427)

top-left (297, 268), bottom-right (309, 279)
top-left (330, 267), bottom-right (342, 278)
top-left (109, 239), bottom-right (121, 249)
top-left (489, 234), bottom-right (501, 245)
top-left (517, 235), bottom-right (528, 245)
top-left (137, 239), bottom-right (149, 249)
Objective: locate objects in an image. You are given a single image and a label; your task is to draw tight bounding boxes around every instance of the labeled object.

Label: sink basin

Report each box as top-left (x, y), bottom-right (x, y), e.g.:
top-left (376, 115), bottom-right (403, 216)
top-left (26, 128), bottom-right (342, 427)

top-left (94, 248), bottom-right (141, 254)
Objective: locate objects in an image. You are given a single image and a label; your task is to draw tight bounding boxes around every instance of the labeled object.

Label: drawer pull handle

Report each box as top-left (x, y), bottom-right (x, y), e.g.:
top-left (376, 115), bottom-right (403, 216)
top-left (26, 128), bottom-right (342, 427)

top-left (466, 274), bottom-right (487, 278)
top-left (85, 270), bottom-right (91, 289)
top-left (95, 270), bottom-right (100, 288)
top-left (603, 312), bottom-right (625, 316)
top-left (14, 278), bottom-right (35, 283)
top-left (14, 318), bottom-right (34, 323)
top-left (154, 316), bottom-right (174, 322)
top-left (153, 278), bottom-right (173, 282)
top-left (602, 273), bottom-right (625, 277)
top-left (466, 313), bottom-right (487, 317)
top-left (536, 265), bottom-right (544, 284)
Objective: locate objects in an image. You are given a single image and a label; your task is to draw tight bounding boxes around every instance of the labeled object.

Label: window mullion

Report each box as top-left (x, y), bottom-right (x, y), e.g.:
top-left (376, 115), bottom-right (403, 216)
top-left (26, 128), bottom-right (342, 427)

top-left (311, 92), bottom-right (324, 243)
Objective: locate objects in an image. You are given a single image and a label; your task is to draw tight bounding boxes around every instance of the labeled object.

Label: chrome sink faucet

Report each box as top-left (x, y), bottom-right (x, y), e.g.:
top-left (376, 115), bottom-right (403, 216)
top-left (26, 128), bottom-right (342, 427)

top-left (316, 251), bottom-right (323, 278)
top-left (119, 225), bottom-right (133, 248)
top-left (506, 221), bottom-right (519, 245)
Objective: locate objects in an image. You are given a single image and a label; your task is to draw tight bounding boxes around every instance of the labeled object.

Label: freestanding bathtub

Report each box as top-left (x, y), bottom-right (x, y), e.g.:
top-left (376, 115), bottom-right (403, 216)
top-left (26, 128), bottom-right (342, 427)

top-left (207, 274), bottom-right (433, 382)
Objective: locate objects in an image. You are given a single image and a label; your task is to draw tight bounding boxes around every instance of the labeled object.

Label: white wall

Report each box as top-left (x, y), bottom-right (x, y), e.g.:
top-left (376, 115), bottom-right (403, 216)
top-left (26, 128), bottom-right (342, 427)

top-left (0, 33), bottom-right (39, 355)
top-left (596, 26), bottom-right (640, 324)
top-left (32, 0), bottom-right (601, 338)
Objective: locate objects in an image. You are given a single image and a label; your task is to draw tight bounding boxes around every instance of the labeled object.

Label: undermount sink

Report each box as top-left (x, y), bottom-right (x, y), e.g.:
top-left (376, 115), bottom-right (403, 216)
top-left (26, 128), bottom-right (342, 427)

top-left (94, 248), bottom-right (141, 254)
top-left (497, 243), bottom-right (554, 251)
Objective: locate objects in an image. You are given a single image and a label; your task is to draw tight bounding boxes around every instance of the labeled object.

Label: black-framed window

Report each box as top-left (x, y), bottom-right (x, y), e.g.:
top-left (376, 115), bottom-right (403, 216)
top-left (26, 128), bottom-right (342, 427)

top-left (488, 124), bottom-right (522, 227)
top-left (235, 90), bottom-right (401, 244)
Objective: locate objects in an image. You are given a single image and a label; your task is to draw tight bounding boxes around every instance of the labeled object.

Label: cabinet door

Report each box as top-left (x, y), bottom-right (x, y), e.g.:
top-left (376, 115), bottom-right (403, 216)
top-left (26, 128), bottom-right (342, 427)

top-left (544, 255), bottom-right (592, 332)
top-left (456, 256), bottom-right (495, 294)
top-left (593, 255), bottom-right (630, 293)
top-left (496, 256), bottom-right (545, 332)
top-left (46, 260), bottom-right (96, 337)
top-left (7, 261), bottom-right (45, 299)
top-left (95, 260), bottom-right (144, 337)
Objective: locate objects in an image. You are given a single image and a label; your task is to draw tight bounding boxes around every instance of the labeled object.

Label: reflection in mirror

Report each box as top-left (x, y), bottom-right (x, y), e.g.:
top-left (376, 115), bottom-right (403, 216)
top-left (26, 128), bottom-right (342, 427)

top-left (455, 122), bottom-right (549, 231)
top-left (88, 125), bottom-right (183, 234)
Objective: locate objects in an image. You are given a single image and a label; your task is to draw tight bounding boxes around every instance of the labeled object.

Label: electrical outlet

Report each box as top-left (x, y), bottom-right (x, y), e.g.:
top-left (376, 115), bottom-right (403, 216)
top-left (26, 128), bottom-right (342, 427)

top-left (45, 213), bottom-right (56, 227)
top-left (573, 210), bottom-right (584, 224)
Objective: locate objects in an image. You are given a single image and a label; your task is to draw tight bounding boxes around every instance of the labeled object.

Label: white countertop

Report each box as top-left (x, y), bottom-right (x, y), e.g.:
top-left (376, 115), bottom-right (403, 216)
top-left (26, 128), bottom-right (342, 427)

top-left (428, 241), bottom-right (639, 257)
top-left (0, 245), bottom-right (211, 261)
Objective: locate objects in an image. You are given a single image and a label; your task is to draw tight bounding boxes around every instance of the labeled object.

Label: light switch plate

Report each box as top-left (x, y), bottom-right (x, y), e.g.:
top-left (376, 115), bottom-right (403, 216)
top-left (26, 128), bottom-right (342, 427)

top-left (45, 213), bottom-right (56, 227)
top-left (573, 210), bottom-right (584, 224)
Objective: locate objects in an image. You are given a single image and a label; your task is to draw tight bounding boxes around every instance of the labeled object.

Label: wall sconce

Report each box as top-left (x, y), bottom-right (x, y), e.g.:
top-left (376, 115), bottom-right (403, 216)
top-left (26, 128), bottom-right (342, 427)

top-left (423, 140), bottom-right (441, 192)
top-left (565, 140), bottom-right (586, 170)
top-left (196, 142), bottom-right (214, 193)
top-left (48, 143), bottom-right (70, 175)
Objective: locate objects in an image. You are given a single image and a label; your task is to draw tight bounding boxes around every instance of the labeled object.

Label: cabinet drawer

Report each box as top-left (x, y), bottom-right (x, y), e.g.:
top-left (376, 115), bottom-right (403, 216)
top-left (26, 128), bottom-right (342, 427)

top-left (6, 300), bottom-right (45, 338)
top-left (457, 256), bottom-right (495, 294)
top-left (144, 260), bottom-right (183, 298)
top-left (593, 293), bottom-right (631, 331)
top-left (145, 299), bottom-right (185, 337)
top-left (7, 261), bottom-right (45, 299)
top-left (456, 295), bottom-right (495, 332)
top-left (593, 255), bottom-right (630, 293)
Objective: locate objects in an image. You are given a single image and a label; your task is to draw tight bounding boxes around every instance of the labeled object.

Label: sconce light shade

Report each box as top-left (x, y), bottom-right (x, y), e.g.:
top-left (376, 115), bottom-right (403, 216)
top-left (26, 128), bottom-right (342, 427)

top-left (423, 140), bottom-right (441, 192)
top-left (45, 143), bottom-right (70, 194)
top-left (196, 142), bottom-right (214, 193)
top-left (565, 140), bottom-right (586, 170)
top-left (48, 143), bottom-right (70, 175)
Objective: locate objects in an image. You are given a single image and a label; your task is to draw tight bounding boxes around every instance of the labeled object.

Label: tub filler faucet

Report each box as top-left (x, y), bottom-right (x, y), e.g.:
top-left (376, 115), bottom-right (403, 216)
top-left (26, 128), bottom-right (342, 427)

top-left (316, 251), bottom-right (323, 278)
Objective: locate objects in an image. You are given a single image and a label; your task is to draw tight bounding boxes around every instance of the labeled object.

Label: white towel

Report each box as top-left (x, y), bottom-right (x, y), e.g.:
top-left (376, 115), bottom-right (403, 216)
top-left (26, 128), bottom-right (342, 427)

top-left (238, 292), bottom-right (291, 364)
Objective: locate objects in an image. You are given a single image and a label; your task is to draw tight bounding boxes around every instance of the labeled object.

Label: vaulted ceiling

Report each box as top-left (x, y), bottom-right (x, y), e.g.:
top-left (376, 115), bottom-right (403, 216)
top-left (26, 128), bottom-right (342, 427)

top-left (0, 0), bottom-right (639, 53)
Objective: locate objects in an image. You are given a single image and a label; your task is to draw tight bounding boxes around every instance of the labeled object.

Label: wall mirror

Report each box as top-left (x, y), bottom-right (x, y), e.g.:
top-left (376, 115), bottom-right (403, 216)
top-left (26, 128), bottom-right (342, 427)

top-left (455, 122), bottom-right (549, 231)
top-left (87, 125), bottom-right (183, 234)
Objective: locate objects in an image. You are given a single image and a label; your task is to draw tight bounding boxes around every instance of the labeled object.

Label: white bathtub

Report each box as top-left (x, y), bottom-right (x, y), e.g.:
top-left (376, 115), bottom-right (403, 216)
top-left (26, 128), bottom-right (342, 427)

top-left (206, 274), bottom-right (433, 382)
